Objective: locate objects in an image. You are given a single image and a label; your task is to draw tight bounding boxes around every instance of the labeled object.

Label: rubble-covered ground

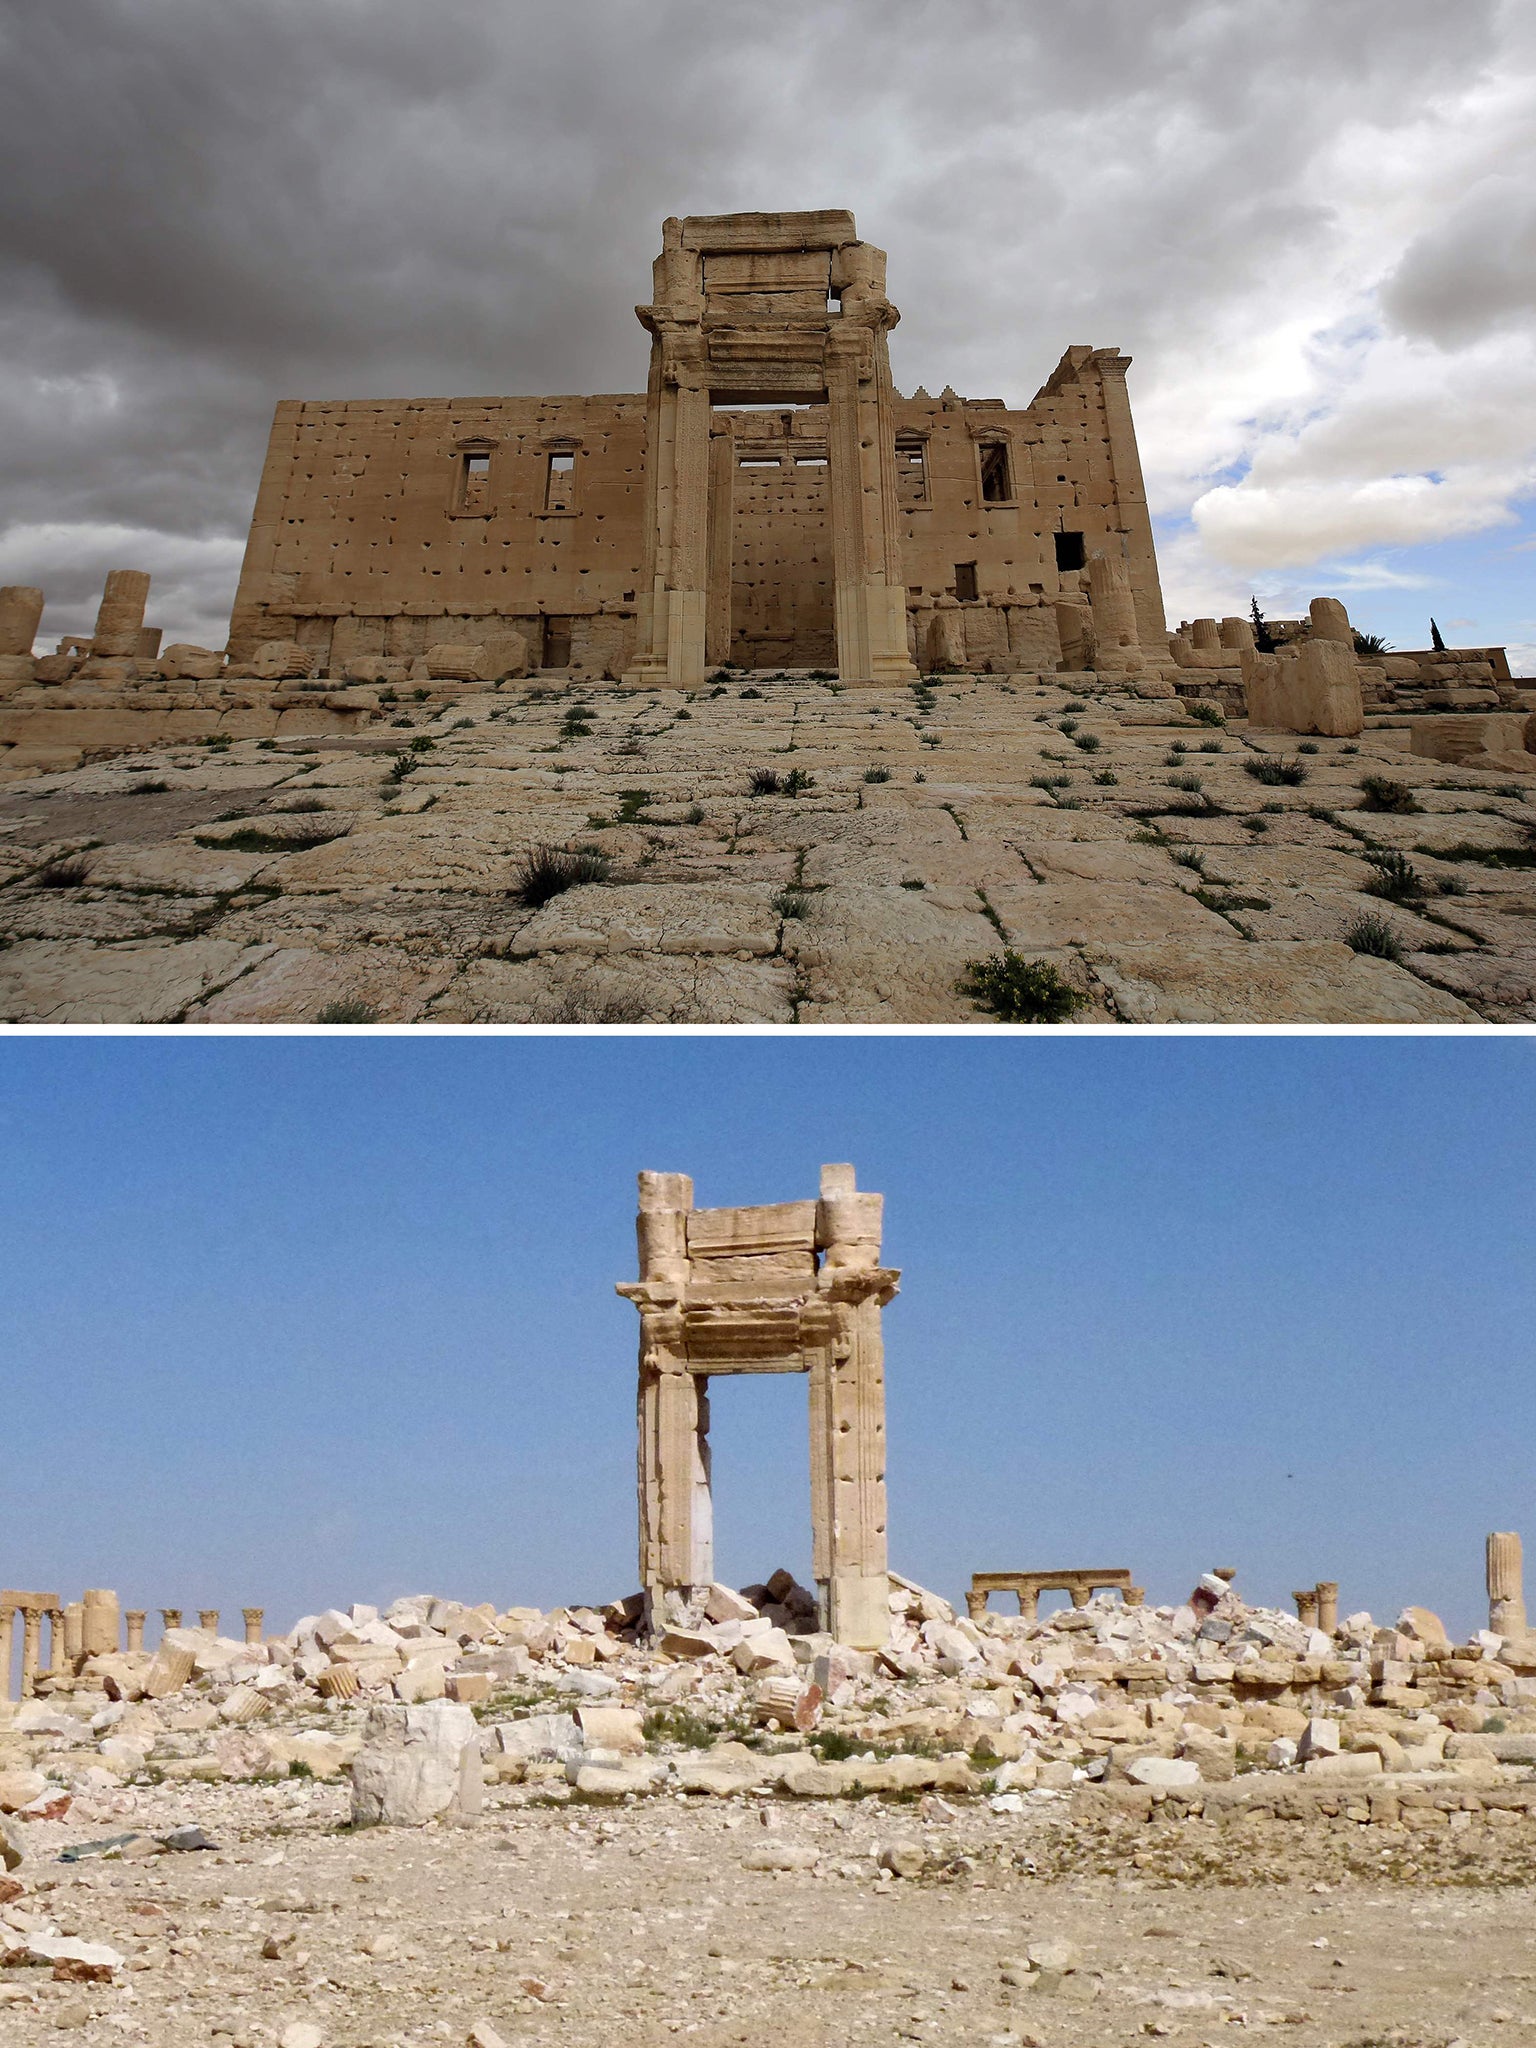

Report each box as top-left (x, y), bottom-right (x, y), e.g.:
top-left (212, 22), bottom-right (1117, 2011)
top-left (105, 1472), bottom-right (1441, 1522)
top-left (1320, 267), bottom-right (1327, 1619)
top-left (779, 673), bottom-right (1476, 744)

top-left (1, 673), bottom-right (1532, 1022)
top-left (6, 1573), bottom-right (1536, 2045)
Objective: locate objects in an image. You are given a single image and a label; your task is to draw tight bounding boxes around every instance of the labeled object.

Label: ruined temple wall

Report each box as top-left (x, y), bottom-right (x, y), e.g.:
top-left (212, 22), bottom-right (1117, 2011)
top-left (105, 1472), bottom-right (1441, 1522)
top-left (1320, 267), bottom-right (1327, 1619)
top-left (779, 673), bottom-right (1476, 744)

top-left (227, 347), bottom-right (1164, 674)
top-left (228, 394), bottom-right (650, 667)
top-left (889, 349), bottom-right (1165, 644)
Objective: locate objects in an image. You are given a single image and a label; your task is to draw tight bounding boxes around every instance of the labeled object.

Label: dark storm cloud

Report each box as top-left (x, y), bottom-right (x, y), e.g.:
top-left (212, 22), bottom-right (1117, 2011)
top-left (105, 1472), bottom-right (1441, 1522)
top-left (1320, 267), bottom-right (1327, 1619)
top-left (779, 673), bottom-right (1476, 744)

top-left (0, 0), bottom-right (1524, 645)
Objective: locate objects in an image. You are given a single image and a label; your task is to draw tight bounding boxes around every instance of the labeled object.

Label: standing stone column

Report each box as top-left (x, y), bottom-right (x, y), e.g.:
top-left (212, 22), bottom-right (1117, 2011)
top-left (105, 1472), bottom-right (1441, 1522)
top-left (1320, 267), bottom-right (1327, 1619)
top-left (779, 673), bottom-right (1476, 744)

top-left (1086, 548), bottom-right (1144, 671)
top-left (632, 1171), bottom-right (711, 1618)
top-left (1315, 1581), bottom-right (1339, 1634)
top-left (81, 1588), bottom-right (120, 1658)
top-left (1488, 1532), bottom-right (1526, 1637)
top-left (242, 1608), bottom-right (264, 1646)
top-left (20, 1607), bottom-right (42, 1697)
top-left (63, 1602), bottom-right (85, 1664)
top-left (159, 1608), bottom-right (182, 1636)
top-left (813, 1163), bottom-right (893, 1648)
top-left (0, 586), bottom-right (44, 655)
top-left (199, 1609), bottom-right (220, 1634)
top-left (1294, 1589), bottom-right (1319, 1627)
top-left (0, 1605), bottom-right (13, 1702)
top-left (705, 417), bottom-right (735, 667)
top-left (125, 1611), bottom-right (147, 1654)
top-left (89, 571), bottom-right (152, 659)
top-left (47, 1611), bottom-right (67, 1677)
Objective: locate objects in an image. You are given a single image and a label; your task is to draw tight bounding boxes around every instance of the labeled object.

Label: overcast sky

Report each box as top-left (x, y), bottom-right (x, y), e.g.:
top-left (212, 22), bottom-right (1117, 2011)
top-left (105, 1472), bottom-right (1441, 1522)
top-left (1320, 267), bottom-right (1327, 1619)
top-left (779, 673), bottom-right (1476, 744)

top-left (2, 0), bottom-right (1532, 663)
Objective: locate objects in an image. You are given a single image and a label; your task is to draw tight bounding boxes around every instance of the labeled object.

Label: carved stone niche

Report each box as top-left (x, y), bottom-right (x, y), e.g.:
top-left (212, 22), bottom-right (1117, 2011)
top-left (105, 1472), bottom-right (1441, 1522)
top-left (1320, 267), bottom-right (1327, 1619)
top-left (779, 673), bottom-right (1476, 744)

top-left (617, 1162), bottom-right (898, 1649)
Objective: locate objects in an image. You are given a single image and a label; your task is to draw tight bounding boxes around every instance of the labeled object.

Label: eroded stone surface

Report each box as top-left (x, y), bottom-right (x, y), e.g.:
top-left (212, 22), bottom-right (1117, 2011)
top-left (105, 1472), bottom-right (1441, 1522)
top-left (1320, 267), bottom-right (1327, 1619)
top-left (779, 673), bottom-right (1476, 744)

top-left (0, 675), bottom-right (1529, 1021)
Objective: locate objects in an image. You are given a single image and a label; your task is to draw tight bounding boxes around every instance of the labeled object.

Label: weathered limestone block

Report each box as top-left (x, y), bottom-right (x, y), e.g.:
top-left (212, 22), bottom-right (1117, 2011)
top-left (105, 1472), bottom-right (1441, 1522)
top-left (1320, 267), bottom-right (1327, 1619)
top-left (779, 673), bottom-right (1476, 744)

top-left (0, 586), bottom-right (44, 657)
top-left (1219, 616), bottom-right (1255, 653)
top-left (1246, 640), bottom-right (1363, 736)
top-left (1309, 595), bottom-right (1353, 644)
top-left (349, 1699), bottom-right (483, 1827)
top-left (422, 642), bottom-right (495, 682)
top-left (142, 1645), bottom-right (196, 1700)
top-left (925, 604), bottom-right (965, 672)
top-left (1004, 600), bottom-right (1060, 671)
top-left (1055, 602), bottom-right (1091, 671)
top-left (1407, 714), bottom-right (1532, 766)
top-left (158, 644), bottom-right (224, 682)
top-left (89, 570), bottom-right (152, 661)
top-left (961, 604), bottom-right (1009, 670)
top-left (248, 640), bottom-right (314, 681)
top-left (342, 657), bottom-right (410, 687)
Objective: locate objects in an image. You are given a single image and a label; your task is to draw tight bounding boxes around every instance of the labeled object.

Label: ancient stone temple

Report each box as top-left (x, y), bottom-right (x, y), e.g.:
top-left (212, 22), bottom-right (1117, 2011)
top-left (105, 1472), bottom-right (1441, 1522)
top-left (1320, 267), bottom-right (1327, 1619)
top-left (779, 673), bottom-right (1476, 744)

top-left (226, 209), bottom-right (1167, 686)
top-left (616, 1164), bottom-right (899, 1649)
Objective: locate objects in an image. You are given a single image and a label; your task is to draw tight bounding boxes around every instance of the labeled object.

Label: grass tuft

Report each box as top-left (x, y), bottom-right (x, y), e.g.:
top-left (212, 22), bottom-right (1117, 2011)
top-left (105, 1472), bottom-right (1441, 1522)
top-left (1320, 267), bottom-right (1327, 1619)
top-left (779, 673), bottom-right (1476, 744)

top-left (511, 844), bottom-right (612, 908)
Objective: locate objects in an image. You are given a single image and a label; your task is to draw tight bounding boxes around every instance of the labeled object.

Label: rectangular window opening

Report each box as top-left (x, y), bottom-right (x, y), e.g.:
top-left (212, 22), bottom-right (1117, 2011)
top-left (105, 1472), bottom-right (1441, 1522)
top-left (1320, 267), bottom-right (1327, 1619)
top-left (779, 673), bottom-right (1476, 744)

top-left (896, 437), bottom-right (928, 505)
top-left (954, 561), bottom-right (979, 602)
top-left (795, 455), bottom-right (828, 468)
top-left (1054, 531), bottom-right (1086, 573)
top-left (980, 442), bottom-right (1012, 503)
top-left (545, 452), bottom-right (576, 512)
top-left (738, 457), bottom-right (783, 469)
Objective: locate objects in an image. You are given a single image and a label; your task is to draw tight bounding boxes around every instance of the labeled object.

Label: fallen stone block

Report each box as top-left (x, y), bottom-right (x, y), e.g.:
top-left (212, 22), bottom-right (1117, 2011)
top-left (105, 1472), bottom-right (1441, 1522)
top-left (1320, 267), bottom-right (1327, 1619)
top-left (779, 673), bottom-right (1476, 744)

top-left (349, 1700), bottom-right (483, 1828)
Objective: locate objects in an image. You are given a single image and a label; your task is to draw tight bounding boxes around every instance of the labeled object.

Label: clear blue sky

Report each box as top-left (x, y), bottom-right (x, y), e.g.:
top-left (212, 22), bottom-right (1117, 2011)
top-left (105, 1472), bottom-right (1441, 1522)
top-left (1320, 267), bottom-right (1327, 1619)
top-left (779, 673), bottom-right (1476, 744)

top-left (3, 1037), bottom-right (1532, 1649)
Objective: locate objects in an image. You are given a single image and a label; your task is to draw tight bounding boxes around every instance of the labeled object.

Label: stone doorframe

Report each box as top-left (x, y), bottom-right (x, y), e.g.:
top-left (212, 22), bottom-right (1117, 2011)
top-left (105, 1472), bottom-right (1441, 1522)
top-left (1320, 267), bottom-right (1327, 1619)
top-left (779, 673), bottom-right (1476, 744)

top-left (617, 1164), bottom-right (900, 1650)
top-left (622, 211), bottom-right (919, 690)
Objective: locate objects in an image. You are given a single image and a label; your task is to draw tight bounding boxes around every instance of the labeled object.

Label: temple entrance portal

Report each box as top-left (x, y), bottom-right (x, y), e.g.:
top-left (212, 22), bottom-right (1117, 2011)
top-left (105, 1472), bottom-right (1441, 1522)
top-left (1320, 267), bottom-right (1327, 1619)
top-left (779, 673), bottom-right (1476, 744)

top-left (617, 1164), bottom-right (899, 1650)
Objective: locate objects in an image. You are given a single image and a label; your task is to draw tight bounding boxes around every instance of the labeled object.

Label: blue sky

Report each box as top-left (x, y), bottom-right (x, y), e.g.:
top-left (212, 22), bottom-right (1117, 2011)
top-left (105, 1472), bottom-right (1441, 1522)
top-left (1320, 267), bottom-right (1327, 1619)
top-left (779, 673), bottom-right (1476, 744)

top-left (3, 1036), bottom-right (1532, 1650)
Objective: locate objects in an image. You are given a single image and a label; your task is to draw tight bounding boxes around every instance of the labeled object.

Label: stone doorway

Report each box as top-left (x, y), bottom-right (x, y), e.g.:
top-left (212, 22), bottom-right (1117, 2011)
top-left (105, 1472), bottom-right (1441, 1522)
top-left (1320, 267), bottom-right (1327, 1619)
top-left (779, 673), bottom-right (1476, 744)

top-left (711, 406), bottom-right (836, 669)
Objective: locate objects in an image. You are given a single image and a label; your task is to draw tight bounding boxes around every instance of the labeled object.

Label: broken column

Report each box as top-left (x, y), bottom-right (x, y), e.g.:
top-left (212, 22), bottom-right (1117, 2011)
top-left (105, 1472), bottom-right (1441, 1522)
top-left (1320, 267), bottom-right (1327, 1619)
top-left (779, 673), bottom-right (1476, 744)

top-left (89, 570), bottom-right (153, 660)
top-left (81, 1588), bottom-right (120, 1659)
top-left (1308, 595), bottom-right (1354, 644)
top-left (1315, 1581), bottom-right (1339, 1634)
top-left (1085, 548), bottom-right (1144, 672)
top-left (1294, 1589), bottom-right (1319, 1627)
top-left (242, 1608), bottom-right (265, 1646)
top-left (63, 1602), bottom-right (85, 1664)
top-left (125, 1611), bottom-right (146, 1654)
top-left (0, 585), bottom-right (43, 687)
top-left (1487, 1532), bottom-right (1526, 1638)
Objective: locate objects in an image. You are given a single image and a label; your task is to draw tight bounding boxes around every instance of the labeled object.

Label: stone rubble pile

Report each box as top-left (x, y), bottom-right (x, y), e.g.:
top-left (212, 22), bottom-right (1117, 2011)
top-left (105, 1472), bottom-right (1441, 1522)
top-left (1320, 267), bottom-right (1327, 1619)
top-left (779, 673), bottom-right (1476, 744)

top-left (3, 1569), bottom-right (1536, 1852)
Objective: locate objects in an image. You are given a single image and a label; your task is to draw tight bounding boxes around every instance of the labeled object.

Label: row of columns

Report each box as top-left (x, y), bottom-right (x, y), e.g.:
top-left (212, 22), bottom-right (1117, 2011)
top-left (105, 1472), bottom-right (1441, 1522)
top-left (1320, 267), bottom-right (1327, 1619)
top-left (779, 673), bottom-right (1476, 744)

top-left (1, 1592), bottom-right (266, 1699)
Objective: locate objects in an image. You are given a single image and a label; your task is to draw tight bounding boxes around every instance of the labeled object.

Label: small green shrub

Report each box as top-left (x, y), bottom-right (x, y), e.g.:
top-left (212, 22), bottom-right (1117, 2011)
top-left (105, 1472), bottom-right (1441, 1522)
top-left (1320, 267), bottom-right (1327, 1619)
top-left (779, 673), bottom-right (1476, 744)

top-left (129, 778), bottom-right (171, 794)
top-left (739, 686), bottom-right (763, 699)
top-left (1169, 772), bottom-right (1204, 793)
top-left (1364, 850), bottom-right (1426, 902)
top-left (1345, 912), bottom-right (1405, 961)
top-left (1092, 768), bottom-right (1119, 785)
top-left (957, 952), bottom-right (1089, 1023)
top-left (773, 887), bottom-right (813, 920)
top-left (1074, 732), bottom-right (1102, 752)
top-left (1244, 755), bottom-right (1308, 786)
top-left (1358, 774), bottom-right (1421, 813)
top-left (385, 752), bottom-right (418, 783)
top-left (685, 803), bottom-right (705, 825)
top-left (864, 766), bottom-right (892, 783)
top-left (1187, 700), bottom-right (1225, 727)
top-left (1297, 740), bottom-right (1319, 754)
top-left (512, 845), bottom-right (611, 908)
top-left (748, 767), bottom-right (782, 795)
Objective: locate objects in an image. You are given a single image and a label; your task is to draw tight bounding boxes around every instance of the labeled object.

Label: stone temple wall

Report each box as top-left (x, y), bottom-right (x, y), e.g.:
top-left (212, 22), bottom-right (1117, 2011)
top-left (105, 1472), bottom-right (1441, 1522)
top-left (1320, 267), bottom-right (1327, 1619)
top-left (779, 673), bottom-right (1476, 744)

top-left (225, 320), bottom-right (1166, 681)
